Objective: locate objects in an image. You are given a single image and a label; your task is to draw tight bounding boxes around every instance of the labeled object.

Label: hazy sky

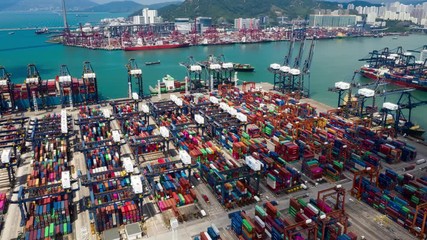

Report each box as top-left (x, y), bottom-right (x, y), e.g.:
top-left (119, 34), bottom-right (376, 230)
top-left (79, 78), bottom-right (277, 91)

top-left (92, 0), bottom-right (182, 4)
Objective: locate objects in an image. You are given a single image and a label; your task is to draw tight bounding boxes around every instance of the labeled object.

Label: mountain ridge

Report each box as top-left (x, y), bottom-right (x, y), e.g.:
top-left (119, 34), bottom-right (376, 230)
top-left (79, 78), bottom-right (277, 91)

top-left (156, 0), bottom-right (339, 22)
top-left (2, 0), bottom-right (98, 11)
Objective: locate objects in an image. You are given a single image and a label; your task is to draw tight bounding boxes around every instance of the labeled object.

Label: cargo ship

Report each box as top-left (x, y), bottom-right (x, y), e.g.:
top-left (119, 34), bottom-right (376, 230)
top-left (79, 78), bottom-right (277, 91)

top-left (359, 46), bottom-right (427, 91)
top-left (233, 63), bottom-right (255, 72)
top-left (149, 75), bottom-right (186, 94)
top-left (124, 41), bottom-right (190, 51)
top-left (360, 65), bottom-right (427, 91)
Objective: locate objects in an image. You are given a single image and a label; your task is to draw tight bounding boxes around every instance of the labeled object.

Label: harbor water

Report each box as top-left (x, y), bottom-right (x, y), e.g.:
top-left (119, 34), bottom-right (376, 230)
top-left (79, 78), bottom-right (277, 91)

top-left (1, 12), bottom-right (427, 134)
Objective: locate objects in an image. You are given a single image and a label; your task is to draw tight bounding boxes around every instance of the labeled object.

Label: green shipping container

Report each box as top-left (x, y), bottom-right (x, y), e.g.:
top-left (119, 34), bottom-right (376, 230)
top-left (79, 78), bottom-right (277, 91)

top-left (255, 205), bottom-right (267, 217)
top-left (49, 223), bottom-right (54, 237)
top-left (242, 219), bottom-right (253, 233)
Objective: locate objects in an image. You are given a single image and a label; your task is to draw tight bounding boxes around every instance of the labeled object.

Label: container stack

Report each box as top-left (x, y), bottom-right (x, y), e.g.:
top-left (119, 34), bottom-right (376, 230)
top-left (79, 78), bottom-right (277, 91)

top-left (153, 168), bottom-right (197, 211)
top-left (24, 113), bottom-right (74, 240)
top-left (193, 224), bottom-right (221, 240)
top-left (79, 107), bottom-right (142, 233)
top-left (28, 139), bottom-right (69, 193)
top-left (24, 197), bottom-right (72, 239)
top-left (275, 141), bottom-right (299, 162)
top-left (322, 161), bottom-right (344, 181)
top-left (79, 106), bottom-right (111, 143)
top-left (301, 159), bottom-right (323, 180)
top-left (0, 192), bottom-right (7, 214)
top-left (354, 169), bottom-right (427, 236)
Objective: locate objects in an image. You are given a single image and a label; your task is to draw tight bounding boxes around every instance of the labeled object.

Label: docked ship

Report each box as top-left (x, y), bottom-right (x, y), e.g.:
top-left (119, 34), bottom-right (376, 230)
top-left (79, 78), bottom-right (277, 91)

top-left (359, 47), bottom-right (427, 91)
top-left (149, 75), bottom-right (186, 94)
top-left (360, 65), bottom-right (427, 91)
top-left (124, 39), bottom-right (190, 51)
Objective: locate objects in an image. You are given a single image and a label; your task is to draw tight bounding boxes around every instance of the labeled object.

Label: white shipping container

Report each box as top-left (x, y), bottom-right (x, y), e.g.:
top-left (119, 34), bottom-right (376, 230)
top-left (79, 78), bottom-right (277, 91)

top-left (203, 232), bottom-right (212, 240)
top-left (307, 203), bottom-right (319, 215)
top-left (267, 177), bottom-right (276, 189)
top-left (265, 228), bottom-right (272, 238)
top-left (254, 215), bottom-right (265, 228)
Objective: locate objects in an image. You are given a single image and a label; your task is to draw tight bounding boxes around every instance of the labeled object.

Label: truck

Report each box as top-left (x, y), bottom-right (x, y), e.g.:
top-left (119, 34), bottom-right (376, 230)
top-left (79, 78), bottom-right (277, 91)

top-left (416, 159), bottom-right (426, 165)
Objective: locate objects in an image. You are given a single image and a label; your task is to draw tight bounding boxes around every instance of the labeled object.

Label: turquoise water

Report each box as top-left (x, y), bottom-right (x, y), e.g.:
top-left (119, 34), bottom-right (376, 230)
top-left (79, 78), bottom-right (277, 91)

top-left (1, 12), bottom-right (427, 132)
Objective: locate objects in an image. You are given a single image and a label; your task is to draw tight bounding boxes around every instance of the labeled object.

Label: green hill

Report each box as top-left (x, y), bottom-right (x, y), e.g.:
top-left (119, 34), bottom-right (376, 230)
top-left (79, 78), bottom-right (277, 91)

top-left (157, 0), bottom-right (339, 22)
top-left (86, 1), bottom-right (142, 13)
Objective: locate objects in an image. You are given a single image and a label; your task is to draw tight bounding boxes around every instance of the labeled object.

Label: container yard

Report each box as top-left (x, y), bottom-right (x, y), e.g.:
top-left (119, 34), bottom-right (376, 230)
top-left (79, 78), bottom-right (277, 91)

top-left (0, 80), bottom-right (425, 240)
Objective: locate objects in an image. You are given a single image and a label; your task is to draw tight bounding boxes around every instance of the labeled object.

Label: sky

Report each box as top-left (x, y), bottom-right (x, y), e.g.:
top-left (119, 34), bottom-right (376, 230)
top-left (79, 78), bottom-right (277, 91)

top-left (92, 0), bottom-right (182, 4)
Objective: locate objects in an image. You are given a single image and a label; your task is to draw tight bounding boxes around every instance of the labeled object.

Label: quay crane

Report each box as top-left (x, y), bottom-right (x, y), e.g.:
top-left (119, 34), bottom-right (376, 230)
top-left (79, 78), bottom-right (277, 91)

top-left (180, 56), bottom-right (205, 91)
top-left (126, 58), bottom-right (144, 99)
top-left (25, 64), bottom-right (46, 111)
top-left (329, 71), bottom-right (387, 117)
top-left (0, 66), bottom-right (15, 113)
top-left (269, 28), bottom-right (296, 93)
top-left (58, 64), bottom-right (74, 108)
top-left (269, 25), bottom-right (315, 97)
top-left (380, 90), bottom-right (427, 137)
top-left (82, 61), bottom-right (99, 104)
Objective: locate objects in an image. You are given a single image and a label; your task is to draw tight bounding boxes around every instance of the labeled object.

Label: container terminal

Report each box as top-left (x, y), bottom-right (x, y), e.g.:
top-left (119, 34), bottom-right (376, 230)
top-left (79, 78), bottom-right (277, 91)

top-left (0, 57), bottom-right (426, 240)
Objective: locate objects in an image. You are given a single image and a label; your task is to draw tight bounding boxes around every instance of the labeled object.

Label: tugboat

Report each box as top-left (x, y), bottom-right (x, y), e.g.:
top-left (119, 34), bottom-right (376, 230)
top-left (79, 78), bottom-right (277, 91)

top-left (149, 75), bottom-right (186, 94)
top-left (233, 63), bottom-right (255, 72)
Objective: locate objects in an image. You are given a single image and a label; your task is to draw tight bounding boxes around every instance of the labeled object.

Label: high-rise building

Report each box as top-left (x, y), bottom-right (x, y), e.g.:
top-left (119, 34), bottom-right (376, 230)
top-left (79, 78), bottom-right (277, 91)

top-left (309, 15), bottom-right (358, 27)
top-left (234, 18), bottom-right (260, 30)
top-left (132, 8), bottom-right (163, 25)
top-left (175, 18), bottom-right (192, 34)
top-left (196, 17), bottom-right (212, 33)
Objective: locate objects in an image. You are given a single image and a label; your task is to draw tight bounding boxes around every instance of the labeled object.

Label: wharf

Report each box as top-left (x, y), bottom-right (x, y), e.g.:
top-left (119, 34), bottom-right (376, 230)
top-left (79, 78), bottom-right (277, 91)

top-left (0, 82), bottom-right (425, 240)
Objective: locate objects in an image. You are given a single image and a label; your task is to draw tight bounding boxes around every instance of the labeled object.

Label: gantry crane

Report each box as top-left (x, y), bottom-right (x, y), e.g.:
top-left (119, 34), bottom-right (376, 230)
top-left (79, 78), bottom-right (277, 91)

top-left (317, 186), bottom-right (348, 240)
top-left (350, 167), bottom-right (379, 200)
top-left (25, 64), bottom-right (45, 111)
top-left (269, 28), bottom-right (296, 93)
top-left (299, 38), bottom-right (315, 97)
top-left (411, 202), bottom-right (427, 240)
top-left (82, 61), bottom-right (99, 103)
top-left (180, 56), bottom-right (205, 90)
top-left (0, 66), bottom-right (15, 113)
top-left (126, 59), bottom-right (143, 99)
top-left (58, 64), bottom-right (74, 108)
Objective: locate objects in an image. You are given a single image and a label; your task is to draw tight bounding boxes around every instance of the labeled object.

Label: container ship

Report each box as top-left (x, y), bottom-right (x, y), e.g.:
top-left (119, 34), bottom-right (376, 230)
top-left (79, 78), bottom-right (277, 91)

top-left (359, 46), bottom-right (427, 91)
top-left (124, 40), bottom-right (190, 51)
top-left (149, 75), bottom-right (186, 94)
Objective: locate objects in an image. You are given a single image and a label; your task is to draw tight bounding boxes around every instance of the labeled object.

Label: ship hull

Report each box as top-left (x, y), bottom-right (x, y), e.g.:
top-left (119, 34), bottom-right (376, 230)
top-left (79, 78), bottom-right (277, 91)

top-left (360, 67), bottom-right (427, 91)
top-left (124, 43), bottom-right (190, 51)
top-left (234, 68), bottom-right (255, 72)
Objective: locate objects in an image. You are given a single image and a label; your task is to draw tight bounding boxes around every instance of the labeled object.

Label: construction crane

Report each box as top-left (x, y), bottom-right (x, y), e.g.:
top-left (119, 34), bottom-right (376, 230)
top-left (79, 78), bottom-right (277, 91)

top-left (82, 61), bottom-right (98, 104)
top-left (126, 58), bottom-right (144, 99)
top-left (0, 66), bottom-right (15, 113)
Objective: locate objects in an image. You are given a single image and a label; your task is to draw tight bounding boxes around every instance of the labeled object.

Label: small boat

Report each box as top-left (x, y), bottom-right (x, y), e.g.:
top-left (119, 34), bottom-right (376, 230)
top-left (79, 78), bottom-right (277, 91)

top-left (8, 32), bottom-right (14, 35)
top-left (234, 63), bottom-right (255, 72)
top-left (145, 60), bottom-right (160, 66)
top-left (149, 74), bottom-right (186, 94)
top-left (392, 36), bottom-right (398, 39)
top-left (35, 27), bottom-right (49, 35)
